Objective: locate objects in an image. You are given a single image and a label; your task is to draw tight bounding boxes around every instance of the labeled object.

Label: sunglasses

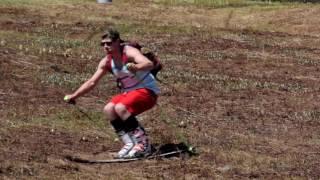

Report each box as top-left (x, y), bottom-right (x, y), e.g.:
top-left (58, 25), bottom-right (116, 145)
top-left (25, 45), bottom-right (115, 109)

top-left (100, 41), bottom-right (112, 46)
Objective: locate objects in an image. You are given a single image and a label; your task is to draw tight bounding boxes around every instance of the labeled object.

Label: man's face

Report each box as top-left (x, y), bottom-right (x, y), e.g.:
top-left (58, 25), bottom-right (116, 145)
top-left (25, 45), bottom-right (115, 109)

top-left (101, 38), bottom-right (119, 54)
top-left (101, 38), bottom-right (113, 53)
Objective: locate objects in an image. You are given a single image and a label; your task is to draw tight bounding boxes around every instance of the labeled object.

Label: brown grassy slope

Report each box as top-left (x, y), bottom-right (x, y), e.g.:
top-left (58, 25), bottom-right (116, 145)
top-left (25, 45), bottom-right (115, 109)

top-left (0, 0), bottom-right (320, 179)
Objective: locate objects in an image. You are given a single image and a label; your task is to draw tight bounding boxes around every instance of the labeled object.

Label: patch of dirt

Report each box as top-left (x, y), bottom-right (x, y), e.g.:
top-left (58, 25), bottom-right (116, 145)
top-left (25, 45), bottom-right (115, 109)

top-left (0, 126), bottom-right (110, 177)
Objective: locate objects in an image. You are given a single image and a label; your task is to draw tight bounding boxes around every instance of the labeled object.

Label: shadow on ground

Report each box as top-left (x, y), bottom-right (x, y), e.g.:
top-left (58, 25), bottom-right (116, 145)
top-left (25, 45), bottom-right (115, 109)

top-left (152, 142), bottom-right (197, 158)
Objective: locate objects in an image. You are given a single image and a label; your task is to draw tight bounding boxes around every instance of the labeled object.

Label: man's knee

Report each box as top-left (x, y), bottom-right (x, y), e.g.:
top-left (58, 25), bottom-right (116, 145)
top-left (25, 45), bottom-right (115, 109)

top-left (103, 103), bottom-right (116, 117)
top-left (114, 103), bottom-right (130, 117)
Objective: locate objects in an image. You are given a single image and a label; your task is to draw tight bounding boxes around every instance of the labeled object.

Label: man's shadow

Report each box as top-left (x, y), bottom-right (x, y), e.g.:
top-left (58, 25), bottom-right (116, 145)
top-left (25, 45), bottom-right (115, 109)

top-left (151, 142), bottom-right (197, 158)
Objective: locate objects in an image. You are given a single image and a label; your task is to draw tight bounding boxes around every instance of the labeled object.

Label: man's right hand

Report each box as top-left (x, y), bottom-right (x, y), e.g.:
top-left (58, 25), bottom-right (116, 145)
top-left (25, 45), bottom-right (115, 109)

top-left (64, 95), bottom-right (76, 105)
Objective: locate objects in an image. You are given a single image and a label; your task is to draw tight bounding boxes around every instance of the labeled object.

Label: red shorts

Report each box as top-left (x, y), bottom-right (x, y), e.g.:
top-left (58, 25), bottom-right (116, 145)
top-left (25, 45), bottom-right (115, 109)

top-left (110, 88), bottom-right (157, 116)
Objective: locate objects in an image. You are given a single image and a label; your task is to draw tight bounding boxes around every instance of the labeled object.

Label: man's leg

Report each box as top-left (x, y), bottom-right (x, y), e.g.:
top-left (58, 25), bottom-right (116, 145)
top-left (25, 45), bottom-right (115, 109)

top-left (112, 89), bottom-right (157, 158)
top-left (103, 102), bottom-right (135, 158)
top-left (114, 103), bottom-right (151, 158)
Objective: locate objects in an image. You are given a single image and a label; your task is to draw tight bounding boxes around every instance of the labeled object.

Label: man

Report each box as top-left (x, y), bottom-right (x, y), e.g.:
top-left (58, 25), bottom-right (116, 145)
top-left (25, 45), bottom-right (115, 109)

top-left (64, 28), bottom-right (160, 158)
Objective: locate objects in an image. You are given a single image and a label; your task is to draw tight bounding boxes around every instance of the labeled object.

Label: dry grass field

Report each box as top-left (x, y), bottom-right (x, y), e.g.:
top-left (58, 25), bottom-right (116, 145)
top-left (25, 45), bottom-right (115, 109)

top-left (1, 0), bottom-right (320, 179)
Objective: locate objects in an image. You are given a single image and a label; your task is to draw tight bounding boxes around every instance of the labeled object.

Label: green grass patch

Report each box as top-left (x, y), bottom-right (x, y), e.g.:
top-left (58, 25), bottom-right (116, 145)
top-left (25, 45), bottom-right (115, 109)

top-left (153, 0), bottom-right (287, 8)
top-left (0, 0), bottom-right (93, 6)
top-left (0, 30), bottom-right (93, 52)
top-left (0, 30), bottom-right (102, 65)
top-left (162, 67), bottom-right (309, 92)
top-left (39, 72), bottom-right (92, 89)
top-left (3, 107), bottom-right (111, 137)
top-left (29, 108), bottom-right (109, 133)
top-left (115, 22), bottom-right (197, 38)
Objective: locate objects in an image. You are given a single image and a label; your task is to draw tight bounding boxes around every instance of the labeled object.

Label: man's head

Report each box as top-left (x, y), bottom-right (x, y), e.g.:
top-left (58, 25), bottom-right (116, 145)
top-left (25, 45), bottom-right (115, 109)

top-left (101, 28), bottom-right (120, 41)
top-left (101, 28), bottom-right (121, 53)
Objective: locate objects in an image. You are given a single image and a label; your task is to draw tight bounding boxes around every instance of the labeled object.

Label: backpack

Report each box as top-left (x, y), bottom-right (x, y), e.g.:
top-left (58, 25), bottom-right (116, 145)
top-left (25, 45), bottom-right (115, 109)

top-left (122, 41), bottom-right (163, 80)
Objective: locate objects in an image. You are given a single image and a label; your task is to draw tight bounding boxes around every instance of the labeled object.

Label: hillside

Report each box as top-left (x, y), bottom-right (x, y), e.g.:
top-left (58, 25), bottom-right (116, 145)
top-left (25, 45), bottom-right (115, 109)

top-left (1, 0), bottom-right (320, 179)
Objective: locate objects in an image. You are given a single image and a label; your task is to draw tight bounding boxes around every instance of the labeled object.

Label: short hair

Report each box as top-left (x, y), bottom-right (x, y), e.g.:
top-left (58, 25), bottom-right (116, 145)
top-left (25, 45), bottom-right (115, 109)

top-left (101, 28), bottom-right (120, 41)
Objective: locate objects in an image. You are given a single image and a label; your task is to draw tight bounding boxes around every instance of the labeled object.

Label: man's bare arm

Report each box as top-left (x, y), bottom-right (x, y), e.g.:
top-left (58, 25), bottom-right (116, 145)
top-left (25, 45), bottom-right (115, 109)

top-left (125, 46), bottom-right (153, 72)
top-left (67, 58), bottom-right (108, 100)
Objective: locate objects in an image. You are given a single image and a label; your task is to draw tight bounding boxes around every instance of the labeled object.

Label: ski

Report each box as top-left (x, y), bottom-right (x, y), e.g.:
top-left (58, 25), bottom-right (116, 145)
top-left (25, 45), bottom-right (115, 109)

top-left (66, 150), bottom-right (186, 164)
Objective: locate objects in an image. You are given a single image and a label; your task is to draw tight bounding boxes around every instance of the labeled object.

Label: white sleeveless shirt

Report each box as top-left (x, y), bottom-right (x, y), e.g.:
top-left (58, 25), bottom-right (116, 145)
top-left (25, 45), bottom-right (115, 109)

top-left (110, 59), bottom-right (160, 94)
